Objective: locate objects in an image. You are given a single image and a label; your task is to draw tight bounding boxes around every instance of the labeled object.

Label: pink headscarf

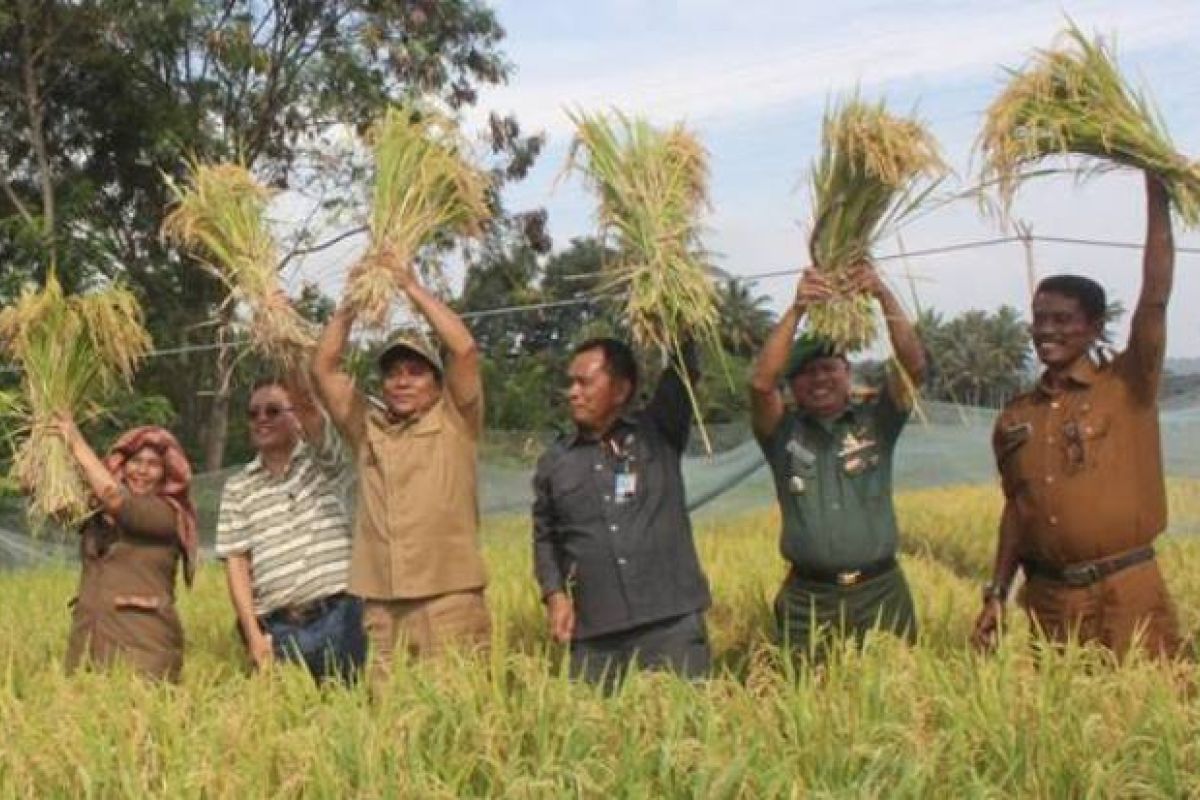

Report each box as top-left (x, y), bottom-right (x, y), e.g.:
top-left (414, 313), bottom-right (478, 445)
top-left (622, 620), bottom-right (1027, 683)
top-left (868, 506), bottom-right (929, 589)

top-left (103, 426), bottom-right (199, 586)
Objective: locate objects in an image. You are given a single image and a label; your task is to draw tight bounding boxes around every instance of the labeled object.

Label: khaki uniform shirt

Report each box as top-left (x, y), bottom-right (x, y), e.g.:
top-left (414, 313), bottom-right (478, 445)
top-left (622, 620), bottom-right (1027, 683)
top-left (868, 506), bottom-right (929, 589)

top-left (994, 319), bottom-right (1166, 566)
top-left (340, 391), bottom-right (487, 600)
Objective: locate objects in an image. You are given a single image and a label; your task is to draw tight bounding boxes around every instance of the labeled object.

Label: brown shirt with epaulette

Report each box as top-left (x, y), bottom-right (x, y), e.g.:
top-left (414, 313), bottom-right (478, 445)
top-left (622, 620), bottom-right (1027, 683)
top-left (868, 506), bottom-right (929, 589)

top-left (66, 494), bottom-right (185, 681)
top-left (993, 314), bottom-right (1166, 567)
top-left (340, 392), bottom-right (487, 600)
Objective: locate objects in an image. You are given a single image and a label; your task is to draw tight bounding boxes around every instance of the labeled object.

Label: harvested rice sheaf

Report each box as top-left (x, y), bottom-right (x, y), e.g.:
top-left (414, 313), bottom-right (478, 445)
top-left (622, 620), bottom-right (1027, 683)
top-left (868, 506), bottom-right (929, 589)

top-left (163, 161), bottom-right (314, 370)
top-left (565, 109), bottom-right (724, 452)
top-left (979, 24), bottom-right (1200, 226)
top-left (0, 274), bottom-right (151, 527)
top-left (808, 96), bottom-right (947, 351)
top-left (348, 106), bottom-right (492, 327)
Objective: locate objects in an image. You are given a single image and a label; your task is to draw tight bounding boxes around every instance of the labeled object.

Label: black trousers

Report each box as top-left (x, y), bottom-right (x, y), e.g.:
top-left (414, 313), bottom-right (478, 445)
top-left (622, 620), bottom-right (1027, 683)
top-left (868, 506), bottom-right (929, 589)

top-left (570, 611), bottom-right (711, 690)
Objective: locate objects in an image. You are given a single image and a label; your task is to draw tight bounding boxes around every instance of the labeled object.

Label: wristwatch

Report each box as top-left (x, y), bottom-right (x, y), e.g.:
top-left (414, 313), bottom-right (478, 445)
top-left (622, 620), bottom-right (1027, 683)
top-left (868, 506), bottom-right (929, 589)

top-left (982, 581), bottom-right (1008, 603)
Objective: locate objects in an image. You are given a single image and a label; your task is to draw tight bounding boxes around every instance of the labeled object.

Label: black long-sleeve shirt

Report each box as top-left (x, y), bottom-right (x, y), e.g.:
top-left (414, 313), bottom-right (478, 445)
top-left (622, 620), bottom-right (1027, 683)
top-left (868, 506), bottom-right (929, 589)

top-left (531, 352), bottom-right (712, 640)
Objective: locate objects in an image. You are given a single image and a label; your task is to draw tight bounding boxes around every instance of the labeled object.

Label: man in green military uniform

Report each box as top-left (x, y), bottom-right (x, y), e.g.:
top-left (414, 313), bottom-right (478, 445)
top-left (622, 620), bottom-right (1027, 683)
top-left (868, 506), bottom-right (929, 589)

top-left (749, 262), bottom-right (926, 657)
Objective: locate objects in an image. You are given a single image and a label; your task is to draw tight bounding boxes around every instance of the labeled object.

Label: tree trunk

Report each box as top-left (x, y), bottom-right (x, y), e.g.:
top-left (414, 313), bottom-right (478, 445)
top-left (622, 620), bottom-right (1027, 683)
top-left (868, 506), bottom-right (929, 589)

top-left (202, 319), bottom-right (236, 472)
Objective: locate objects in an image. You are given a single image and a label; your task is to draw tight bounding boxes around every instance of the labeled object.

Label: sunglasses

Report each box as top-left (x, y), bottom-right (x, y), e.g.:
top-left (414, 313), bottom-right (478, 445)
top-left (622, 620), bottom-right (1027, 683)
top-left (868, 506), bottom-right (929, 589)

top-left (247, 403), bottom-right (294, 421)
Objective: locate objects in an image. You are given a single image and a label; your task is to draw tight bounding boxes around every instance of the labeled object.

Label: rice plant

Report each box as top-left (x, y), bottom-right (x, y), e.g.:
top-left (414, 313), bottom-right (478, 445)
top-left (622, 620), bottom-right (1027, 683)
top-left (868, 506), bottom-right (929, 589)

top-left (565, 109), bottom-right (725, 452)
top-left (162, 161), bottom-right (315, 370)
top-left (808, 95), bottom-right (947, 351)
top-left (347, 105), bottom-right (492, 327)
top-left (978, 23), bottom-right (1200, 226)
top-left (0, 274), bottom-right (151, 526)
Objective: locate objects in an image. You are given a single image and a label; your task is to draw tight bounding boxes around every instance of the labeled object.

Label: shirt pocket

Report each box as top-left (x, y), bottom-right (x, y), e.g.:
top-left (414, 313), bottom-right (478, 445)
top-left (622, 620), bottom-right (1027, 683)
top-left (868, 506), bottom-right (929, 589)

top-left (551, 472), bottom-right (602, 528)
top-left (1073, 412), bottom-right (1112, 472)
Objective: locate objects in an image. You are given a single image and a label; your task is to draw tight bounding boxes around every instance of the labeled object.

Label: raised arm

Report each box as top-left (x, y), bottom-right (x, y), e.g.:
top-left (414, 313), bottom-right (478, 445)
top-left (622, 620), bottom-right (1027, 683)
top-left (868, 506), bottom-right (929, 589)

top-left (311, 301), bottom-right (360, 435)
top-left (52, 412), bottom-right (124, 517)
top-left (850, 261), bottom-right (926, 406)
top-left (390, 256), bottom-right (482, 426)
top-left (1124, 172), bottom-right (1174, 399)
top-left (646, 339), bottom-right (700, 453)
top-left (749, 269), bottom-right (831, 440)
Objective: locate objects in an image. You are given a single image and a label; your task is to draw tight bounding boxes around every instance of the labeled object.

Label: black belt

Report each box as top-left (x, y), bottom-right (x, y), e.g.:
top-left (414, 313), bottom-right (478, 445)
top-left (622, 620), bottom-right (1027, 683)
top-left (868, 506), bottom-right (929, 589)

top-left (1022, 547), bottom-right (1155, 588)
top-left (264, 592), bottom-right (347, 627)
top-left (789, 556), bottom-right (898, 588)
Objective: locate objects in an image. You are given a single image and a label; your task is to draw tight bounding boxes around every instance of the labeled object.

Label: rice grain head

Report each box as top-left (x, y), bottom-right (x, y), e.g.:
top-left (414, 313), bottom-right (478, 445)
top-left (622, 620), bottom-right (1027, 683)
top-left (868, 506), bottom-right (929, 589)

top-left (349, 106), bottom-right (492, 328)
top-left (163, 161), bottom-right (315, 370)
top-left (978, 23), bottom-right (1200, 226)
top-left (0, 274), bottom-right (152, 527)
top-left (565, 109), bottom-right (724, 452)
top-left (808, 95), bottom-right (947, 351)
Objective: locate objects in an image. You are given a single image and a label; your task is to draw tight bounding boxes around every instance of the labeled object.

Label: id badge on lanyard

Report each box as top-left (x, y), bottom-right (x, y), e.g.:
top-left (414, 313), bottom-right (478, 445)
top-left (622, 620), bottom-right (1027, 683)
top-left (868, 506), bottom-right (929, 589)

top-left (611, 433), bottom-right (638, 504)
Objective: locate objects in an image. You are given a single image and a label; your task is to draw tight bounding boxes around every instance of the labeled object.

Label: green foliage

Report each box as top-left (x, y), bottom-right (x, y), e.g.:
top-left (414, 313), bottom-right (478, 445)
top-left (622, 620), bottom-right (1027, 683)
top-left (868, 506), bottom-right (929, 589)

top-left (918, 305), bottom-right (1033, 407)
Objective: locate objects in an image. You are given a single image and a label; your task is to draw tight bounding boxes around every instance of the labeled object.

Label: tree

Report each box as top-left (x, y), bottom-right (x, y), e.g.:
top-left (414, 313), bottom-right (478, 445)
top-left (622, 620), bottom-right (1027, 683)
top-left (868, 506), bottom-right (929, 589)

top-left (0, 0), bottom-right (544, 469)
top-left (918, 306), bottom-right (1032, 407)
top-left (714, 278), bottom-right (774, 357)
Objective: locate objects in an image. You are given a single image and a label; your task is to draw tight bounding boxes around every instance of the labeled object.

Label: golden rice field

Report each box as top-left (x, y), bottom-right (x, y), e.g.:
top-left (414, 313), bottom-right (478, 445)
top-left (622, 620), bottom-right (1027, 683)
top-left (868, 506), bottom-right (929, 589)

top-left (3, 480), bottom-right (1200, 798)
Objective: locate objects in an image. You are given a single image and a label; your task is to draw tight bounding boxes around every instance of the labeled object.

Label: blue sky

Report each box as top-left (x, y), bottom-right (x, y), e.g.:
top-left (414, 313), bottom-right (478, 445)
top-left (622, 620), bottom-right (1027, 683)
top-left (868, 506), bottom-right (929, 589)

top-left (290, 0), bottom-right (1200, 356)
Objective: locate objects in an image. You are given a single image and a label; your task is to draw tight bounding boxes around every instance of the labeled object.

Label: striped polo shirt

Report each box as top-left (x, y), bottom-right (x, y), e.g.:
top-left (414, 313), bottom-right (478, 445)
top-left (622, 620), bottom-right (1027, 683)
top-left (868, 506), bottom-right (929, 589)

top-left (215, 422), bottom-right (354, 615)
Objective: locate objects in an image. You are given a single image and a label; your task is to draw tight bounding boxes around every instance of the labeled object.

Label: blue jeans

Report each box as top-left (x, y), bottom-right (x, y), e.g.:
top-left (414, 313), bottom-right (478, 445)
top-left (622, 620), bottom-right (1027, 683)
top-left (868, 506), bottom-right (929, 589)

top-left (262, 594), bottom-right (366, 684)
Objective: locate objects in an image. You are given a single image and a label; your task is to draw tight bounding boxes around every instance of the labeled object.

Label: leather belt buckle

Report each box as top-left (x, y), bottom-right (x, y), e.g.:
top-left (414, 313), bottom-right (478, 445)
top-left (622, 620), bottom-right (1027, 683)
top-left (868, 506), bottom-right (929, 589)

top-left (1062, 563), bottom-right (1101, 587)
top-left (837, 570), bottom-right (862, 587)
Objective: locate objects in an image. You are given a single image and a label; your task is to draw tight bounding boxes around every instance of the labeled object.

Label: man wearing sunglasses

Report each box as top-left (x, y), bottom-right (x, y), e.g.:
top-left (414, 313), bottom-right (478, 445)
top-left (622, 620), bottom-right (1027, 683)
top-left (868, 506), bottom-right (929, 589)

top-left (972, 173), bottom-right (1181, 659)
top-left (312, 252), bottom-right (489, 690)
top-left (216, 376), bottom-right (364, 682)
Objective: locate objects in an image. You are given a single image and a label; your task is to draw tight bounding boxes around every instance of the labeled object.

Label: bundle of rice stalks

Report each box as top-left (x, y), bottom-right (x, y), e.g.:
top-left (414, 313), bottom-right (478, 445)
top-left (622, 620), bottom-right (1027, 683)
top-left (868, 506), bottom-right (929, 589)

top-left (978, 24), bottom-right (1200, 226)
top-left (163, 161), bottom-right (314, 369)
top-left (808, 96), bottom-right (946, 351)
top-left (565, 109), bottom-right (723, 452)
top-left (348, 106), bottom-right (492, 327)
top-left (0, 274), bottom-right (151, 527)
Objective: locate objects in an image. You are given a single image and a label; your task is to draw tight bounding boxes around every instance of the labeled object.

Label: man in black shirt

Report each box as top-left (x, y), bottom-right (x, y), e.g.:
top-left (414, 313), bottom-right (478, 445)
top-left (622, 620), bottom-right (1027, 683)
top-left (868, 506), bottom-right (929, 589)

top-left (532, 338), bottom-right (712, 687)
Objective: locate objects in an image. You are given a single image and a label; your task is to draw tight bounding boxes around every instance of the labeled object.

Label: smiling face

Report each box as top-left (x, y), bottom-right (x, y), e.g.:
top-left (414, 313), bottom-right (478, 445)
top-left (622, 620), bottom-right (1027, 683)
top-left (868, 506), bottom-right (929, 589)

top-left (247, 384), bottom-right (300, 454)
top-left (123, 446), bottom-right (166, 496)
top-left (789, 355), bottom-right (852, 420)
top-left (566, 348), bottom-right (632, 435)
top-left (1031, 290), bottom-right (1102, 371)
top-left (381, 355), bottom-right (442, 420)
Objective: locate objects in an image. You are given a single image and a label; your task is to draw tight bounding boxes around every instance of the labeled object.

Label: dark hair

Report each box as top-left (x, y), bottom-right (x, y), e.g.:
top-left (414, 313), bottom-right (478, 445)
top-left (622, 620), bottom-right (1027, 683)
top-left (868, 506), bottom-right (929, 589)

top-left (250, 375), bottom-right (288, 395)
top-left (572, 337), bottom-right (639, 397)
top-left (1035, 275), bottom-right (1107, 323)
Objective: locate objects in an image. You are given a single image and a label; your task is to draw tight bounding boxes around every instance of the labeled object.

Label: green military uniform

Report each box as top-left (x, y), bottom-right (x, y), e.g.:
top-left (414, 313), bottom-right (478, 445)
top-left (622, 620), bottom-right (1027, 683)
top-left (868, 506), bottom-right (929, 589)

top-left (758, 379), bottom-right (917, 658)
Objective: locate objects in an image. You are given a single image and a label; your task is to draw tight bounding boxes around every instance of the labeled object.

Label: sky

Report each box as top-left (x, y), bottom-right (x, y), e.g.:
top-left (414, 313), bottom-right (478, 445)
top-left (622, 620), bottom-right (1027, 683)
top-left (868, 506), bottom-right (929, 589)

top-left (290, 0), bottom-right (1200, 356)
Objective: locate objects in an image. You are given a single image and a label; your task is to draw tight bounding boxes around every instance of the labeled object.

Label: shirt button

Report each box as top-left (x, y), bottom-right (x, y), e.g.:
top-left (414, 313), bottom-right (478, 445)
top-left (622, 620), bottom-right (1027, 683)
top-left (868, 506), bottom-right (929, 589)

top-left (594, 464), bottom-right (603, 472)
top-left (617, 557), bottom-right (627, 566)
top-left (609, 524), bottom-right (618, 532)
top-left (1050, 401), bottom-right (1060, 410)
top-left (1045, 475), bottom-right (1054, 484)
top-left (603, 495), bottom-right (611, 503)
top-left (1049, 515), bottom-right (1058, 526)
top-left (831, 502), bottom-right (840, 511)
top-left (1046, 436), bottom-right (1055, 445)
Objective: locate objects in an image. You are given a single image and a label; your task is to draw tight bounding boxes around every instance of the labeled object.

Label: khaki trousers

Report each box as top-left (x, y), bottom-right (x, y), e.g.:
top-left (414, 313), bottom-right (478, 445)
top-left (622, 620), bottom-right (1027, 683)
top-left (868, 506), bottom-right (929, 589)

top-left (362, 589), bottom-right (490, 689)
top-left (1022, 558), bottom-right (1181, 659)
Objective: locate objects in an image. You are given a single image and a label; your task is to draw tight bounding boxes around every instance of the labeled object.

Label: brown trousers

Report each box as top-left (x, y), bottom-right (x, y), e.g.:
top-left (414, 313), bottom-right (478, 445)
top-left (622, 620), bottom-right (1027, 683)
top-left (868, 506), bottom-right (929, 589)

top-left (362, 589), bottom-right (490, 690)
top-left (1022, 558), bottom-right (1181, 659)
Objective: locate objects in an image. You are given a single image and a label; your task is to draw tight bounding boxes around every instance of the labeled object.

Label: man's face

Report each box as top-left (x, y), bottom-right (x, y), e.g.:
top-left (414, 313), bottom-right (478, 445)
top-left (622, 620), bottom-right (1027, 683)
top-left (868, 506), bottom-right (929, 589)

top-left (1031, 291), bottom-right (1101, 370)
top-left (248, 384), bottom-right (300, 453)
top-left (566, 349), bottom-right (631, 434)
top-left (381, 355), bottom-right (442, 419)
top-left (789, 356), bottom-right (852, 419)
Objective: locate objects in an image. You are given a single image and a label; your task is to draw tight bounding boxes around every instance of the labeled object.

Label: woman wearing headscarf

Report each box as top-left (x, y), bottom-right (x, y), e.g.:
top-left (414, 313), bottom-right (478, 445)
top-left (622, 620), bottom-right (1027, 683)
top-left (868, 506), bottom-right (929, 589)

top-left (53, 412), bottom-right (198, 682)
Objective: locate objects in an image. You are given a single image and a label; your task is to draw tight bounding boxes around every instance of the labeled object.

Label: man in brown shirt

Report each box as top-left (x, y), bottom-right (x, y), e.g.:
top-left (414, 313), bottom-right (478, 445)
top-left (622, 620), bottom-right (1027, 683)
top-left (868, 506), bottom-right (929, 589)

top-left (972, 173), bottom-right (1180, 658)
top-left (312, 252), bottom-right (489, 688)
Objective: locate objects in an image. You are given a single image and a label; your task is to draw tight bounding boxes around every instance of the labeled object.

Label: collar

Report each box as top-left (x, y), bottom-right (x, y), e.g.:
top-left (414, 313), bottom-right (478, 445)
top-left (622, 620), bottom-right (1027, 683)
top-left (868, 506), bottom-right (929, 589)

top-left (567, 411), bottom-right (638, 448)
top-left (796, 400), bottom-right (860, 433)
top-left (1036, 355), bottom-right (1100, 397)
top-left (368, 395), bottom-right (443, 431)
top-left (246, 439), bottom-right (306, 479)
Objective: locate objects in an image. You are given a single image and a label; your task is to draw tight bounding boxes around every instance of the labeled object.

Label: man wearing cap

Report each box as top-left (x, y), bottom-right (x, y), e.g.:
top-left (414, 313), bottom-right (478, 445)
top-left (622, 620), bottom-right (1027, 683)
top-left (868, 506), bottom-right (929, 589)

top-left (972, 174), bottom-right (1181, 659)
top-left (312, 254), bottom-right (489, 687)
top-left (749, 262), bottom-right (926, 658)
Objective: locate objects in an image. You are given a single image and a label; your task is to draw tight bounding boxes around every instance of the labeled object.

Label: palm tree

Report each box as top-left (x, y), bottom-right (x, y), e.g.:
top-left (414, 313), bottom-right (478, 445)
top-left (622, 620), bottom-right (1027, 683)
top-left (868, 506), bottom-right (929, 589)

top-left (715, 278), bottom-right (775, 357)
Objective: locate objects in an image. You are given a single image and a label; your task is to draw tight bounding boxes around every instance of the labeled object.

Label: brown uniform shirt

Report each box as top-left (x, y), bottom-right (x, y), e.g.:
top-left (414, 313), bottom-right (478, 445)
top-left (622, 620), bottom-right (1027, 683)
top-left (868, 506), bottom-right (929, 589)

top-left (66, 494), bottom-right (185, 681)
top-left (994, 307), bottom-right (1167, 566)
top-left (340, 392), bottom-right (487, 600)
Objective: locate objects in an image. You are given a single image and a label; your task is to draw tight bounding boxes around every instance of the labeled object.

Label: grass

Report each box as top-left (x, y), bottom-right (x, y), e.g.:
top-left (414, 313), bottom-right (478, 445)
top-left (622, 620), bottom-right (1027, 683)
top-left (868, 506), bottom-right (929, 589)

top-left (3, 481), bottom-right (1200, 797)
